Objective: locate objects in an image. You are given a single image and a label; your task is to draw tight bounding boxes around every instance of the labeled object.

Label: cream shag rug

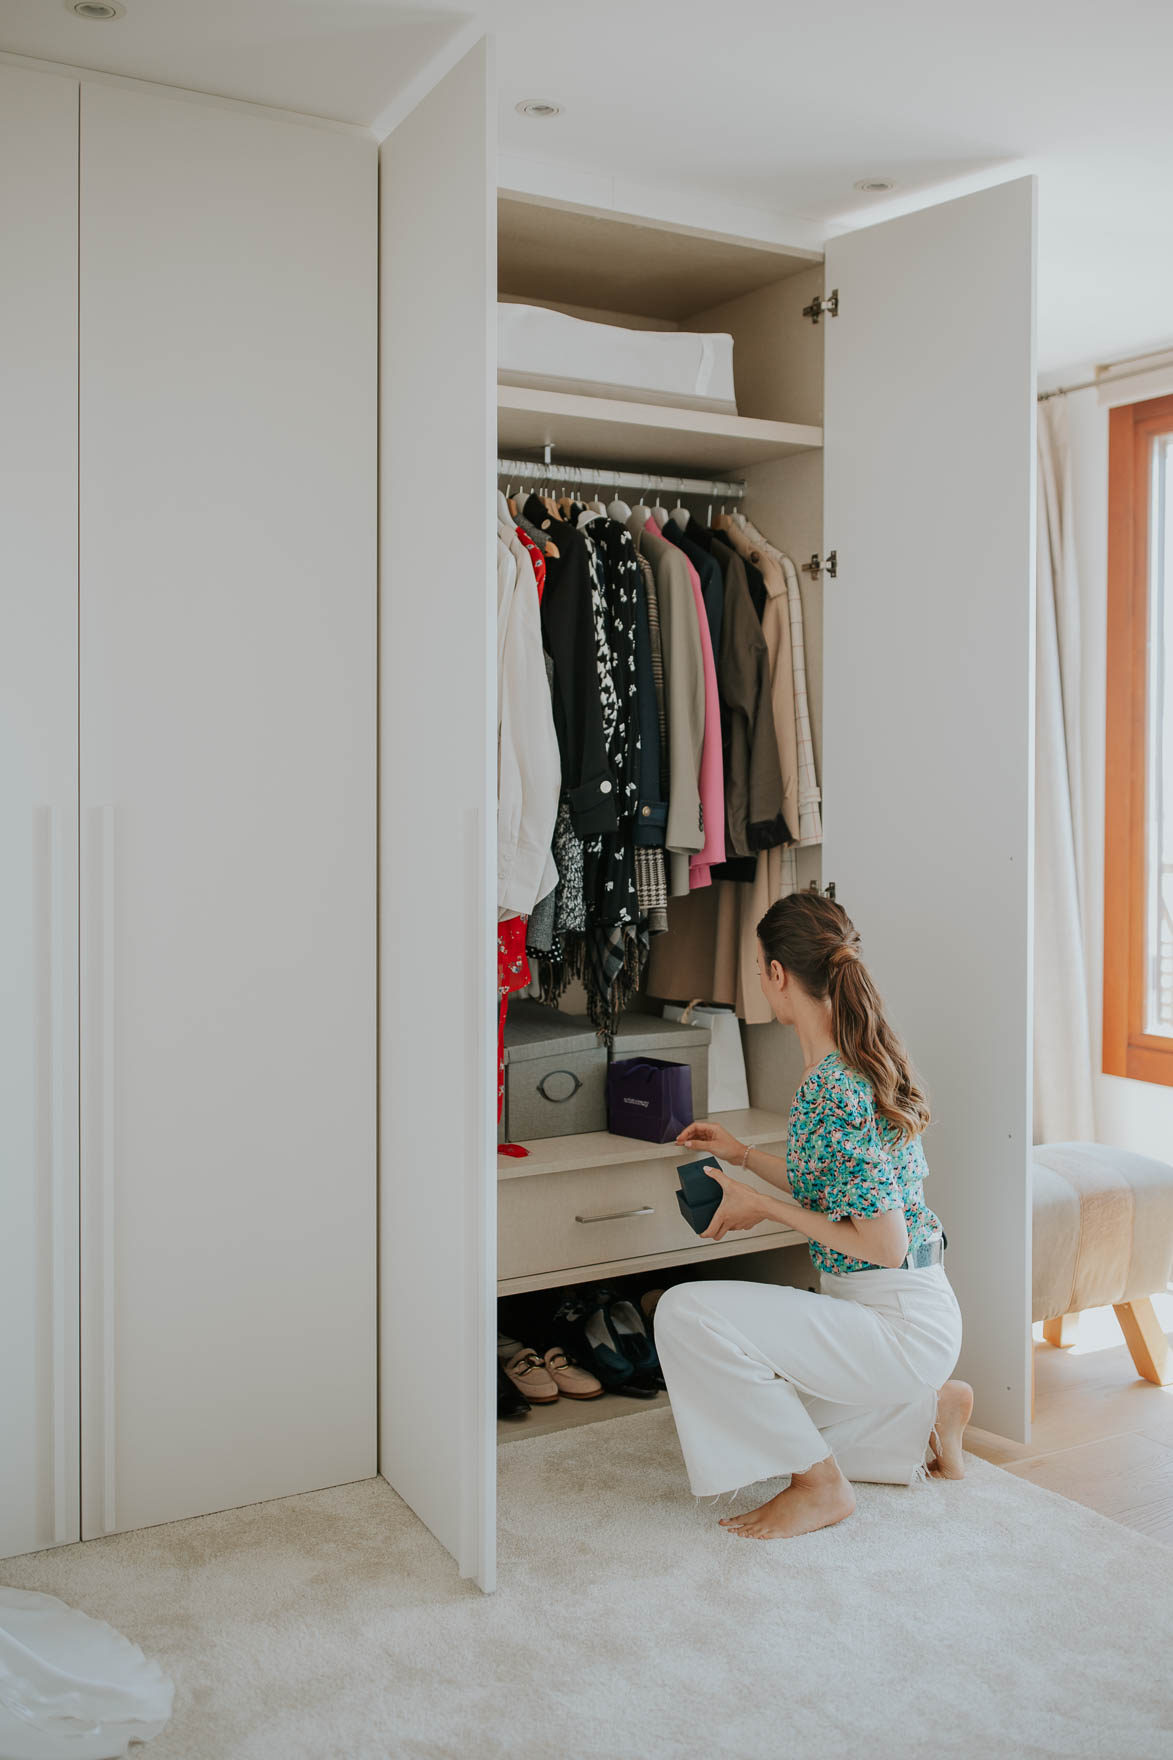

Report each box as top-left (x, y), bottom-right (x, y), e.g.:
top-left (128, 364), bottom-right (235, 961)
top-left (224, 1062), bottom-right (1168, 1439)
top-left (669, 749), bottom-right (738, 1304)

top-left (4, 1410), bottom-right (1172, 1760)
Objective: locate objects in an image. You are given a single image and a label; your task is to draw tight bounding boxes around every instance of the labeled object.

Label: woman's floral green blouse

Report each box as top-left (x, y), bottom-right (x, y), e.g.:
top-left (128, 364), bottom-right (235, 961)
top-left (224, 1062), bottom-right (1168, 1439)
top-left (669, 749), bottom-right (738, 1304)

top-left (787, 1051), bottom-right (941, 1275)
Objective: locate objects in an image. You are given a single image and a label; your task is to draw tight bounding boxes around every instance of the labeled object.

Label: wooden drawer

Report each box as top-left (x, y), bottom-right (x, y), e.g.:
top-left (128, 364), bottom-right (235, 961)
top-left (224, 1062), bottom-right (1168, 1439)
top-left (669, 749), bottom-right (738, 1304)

top-left (498, 1153), bottom-right (792, 1284)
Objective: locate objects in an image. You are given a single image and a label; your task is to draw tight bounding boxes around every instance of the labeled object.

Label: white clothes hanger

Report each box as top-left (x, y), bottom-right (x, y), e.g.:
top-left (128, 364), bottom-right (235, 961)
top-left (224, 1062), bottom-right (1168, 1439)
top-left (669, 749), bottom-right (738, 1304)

top-left (671, 499), bottom-right (690, 527)
top-left (496, 488), bottom-right (513, 524)
top-left (650, 498), bottom-right (672, 526)
top-left (607, 486), bottom-right (632, 520)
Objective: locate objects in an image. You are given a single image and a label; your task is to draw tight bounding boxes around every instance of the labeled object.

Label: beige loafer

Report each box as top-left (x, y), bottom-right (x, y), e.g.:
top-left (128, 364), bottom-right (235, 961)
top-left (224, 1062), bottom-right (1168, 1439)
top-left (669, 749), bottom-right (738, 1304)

top-left (504, 1347), bottom-right (560, 1404)
top-left (542, 1347), bottom-right (603, 1400)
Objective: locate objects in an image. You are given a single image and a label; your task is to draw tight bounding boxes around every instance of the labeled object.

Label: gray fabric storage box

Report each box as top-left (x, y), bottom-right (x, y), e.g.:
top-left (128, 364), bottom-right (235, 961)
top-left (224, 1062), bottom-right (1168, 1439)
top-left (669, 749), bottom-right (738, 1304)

top-left (502, 1001), bottom-right (608, 1142)
top-left (608, 1012), bottom-right (712, 1119)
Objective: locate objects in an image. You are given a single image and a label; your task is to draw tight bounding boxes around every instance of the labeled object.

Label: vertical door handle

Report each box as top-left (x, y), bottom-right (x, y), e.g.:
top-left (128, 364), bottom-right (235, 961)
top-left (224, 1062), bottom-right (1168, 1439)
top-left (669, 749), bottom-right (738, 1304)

top-left (47, 805), bottom-right (69, 1545)
top-left (100, 803), bottom-right (116, 1533)
top-left (86, 803), bottom-right (118, 1533)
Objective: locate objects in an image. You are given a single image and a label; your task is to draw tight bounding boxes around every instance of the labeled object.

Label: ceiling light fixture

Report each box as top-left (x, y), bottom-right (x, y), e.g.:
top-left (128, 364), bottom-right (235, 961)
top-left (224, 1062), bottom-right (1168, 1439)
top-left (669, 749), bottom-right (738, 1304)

top-left (515, 100), bottom-right (563, 119)
top-left (854, 177), bottom-right (896, 193)
top-left (69, 0), bottom-right (126, 16)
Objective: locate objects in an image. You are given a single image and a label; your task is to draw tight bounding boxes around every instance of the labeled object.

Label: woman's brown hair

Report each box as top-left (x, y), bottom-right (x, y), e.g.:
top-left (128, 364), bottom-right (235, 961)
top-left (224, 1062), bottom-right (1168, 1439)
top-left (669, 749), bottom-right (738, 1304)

top-left (756, 891), bottom-right (931, 1142)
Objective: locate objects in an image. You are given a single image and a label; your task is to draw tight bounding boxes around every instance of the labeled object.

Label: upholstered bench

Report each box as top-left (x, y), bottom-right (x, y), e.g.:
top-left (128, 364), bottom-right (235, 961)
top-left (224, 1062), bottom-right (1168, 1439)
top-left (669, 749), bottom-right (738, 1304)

top-left (1033, 1142), bottom-right (1173, 1386)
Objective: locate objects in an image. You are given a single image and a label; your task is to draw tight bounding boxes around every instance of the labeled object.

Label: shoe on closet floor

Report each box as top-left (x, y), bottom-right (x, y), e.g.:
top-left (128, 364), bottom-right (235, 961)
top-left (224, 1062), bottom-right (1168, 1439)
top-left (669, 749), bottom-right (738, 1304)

top-left (503, 1347), bottom-right (560, 1405)
top-left (640, 1288), bottom-right (665, 1326)
top-left (542, 1347), bottom-right (603, 1400)
top-left (553, 1295), bottom-right (658, 1399)
top-left (591, 1286), bottom-right (666, 1390)
top-left (497, 1361), bottom-right (531, 1420)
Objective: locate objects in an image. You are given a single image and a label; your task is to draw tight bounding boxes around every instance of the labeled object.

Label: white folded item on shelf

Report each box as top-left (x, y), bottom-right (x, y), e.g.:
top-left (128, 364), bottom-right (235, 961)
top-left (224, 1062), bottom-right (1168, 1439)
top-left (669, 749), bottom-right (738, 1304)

top-left (661, 1002), bottom-right (750, 1114)
top-left (498, 302), bottom-right (737, 415)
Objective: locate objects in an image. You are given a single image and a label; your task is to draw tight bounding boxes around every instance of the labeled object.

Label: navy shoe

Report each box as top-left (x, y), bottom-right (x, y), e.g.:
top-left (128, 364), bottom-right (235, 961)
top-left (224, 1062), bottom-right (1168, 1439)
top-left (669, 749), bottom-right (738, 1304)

top-left (553, 1294), bottom-right (658, 1398)
top-left (590, 1286), bottom-right (665, 1391)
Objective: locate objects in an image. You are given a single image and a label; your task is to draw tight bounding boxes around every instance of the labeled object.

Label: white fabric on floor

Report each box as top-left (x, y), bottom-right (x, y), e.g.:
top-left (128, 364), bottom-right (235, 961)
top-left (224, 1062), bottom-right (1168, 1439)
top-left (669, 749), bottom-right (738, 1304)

top-left (0, 1587), bottom-right (172, 1760)
top-left (654, 1263), bottom-right (963, 1494)
top-left (2, 1411), bottom-right (1171, 1760)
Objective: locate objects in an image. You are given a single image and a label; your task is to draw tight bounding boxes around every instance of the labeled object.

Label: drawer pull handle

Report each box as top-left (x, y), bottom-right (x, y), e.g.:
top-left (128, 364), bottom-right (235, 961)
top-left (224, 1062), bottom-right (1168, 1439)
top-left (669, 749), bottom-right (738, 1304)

top-left (537, 1068), bottom-right (583, 1103)
top-left (575, 1205), bottom-right (655, 1224)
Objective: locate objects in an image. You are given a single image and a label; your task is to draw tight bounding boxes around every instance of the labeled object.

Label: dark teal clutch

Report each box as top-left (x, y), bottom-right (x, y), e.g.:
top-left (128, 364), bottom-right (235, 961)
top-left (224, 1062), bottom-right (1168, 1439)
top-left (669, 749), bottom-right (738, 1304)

top-left (676, 1157), bottom-right (724, 1234)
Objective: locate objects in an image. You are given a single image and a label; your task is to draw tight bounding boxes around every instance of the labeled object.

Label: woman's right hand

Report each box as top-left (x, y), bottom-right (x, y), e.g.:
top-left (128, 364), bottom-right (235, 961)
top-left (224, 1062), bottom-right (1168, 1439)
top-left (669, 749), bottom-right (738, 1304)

top-left (675, 1120), bottom-right (743, 1164)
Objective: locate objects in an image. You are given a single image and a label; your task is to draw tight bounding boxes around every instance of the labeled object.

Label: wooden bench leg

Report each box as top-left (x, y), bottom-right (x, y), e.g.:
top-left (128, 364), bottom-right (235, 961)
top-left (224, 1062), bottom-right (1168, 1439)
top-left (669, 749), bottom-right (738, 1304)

top-left (1043, 1313), bottom-right (1079, 1348)
top-left (1113, 1298), bottom-right (1172, 1385)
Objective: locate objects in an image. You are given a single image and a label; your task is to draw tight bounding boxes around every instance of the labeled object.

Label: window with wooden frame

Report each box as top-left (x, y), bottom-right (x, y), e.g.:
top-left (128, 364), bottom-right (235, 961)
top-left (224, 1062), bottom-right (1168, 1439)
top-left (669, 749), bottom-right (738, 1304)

top-left (1104, 391), bottom-right (1173, 1082)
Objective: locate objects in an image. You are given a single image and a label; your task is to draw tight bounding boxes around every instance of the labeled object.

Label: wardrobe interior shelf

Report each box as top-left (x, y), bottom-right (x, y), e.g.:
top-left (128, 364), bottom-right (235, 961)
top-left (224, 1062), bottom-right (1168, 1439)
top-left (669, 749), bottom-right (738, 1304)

top-left (498, 1386), bottom-right (671, 1446)
top-left (499, 1107), bottom-right (790, 1182)
top-left (497, 385), bottom-right (822, 477)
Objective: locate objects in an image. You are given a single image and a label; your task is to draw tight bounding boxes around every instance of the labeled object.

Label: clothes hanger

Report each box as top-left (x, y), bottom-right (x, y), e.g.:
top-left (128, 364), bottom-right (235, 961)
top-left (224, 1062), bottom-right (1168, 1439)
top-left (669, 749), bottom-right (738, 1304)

top-left (650, 496), bottom-right (672, 526)
top-left (608, 482), bottom-right (632, 521)
top-left (670, 498), bottom-right (690, 527)
top-left (496, 488), bottom-right (513, 525)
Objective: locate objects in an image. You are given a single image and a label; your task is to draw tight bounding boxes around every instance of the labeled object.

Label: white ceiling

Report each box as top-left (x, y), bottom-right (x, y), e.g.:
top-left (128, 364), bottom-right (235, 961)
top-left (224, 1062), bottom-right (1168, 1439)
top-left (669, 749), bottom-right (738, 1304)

top-left (0, 0), bottom-right (464, 130)
top-left (3, 0), bottom-right (1171, 374)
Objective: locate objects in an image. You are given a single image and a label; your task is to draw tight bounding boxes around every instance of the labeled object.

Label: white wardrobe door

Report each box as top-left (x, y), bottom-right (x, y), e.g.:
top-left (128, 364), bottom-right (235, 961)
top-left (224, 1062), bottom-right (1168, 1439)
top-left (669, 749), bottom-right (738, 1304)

top-left (823, 177), bottom-right (1037, 1443)
top-left (79, 83), bottom-right (377, 1536)
top-left (379, 37), bottom-right (497, 1589)
top-left (0, 64), bottom-right (81, 1561)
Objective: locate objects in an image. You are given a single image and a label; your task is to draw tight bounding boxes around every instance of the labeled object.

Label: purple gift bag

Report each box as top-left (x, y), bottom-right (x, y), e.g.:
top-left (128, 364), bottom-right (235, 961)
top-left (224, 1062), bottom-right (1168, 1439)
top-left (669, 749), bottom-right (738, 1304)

top-left (606, 1056), bottom-right (694, 1143)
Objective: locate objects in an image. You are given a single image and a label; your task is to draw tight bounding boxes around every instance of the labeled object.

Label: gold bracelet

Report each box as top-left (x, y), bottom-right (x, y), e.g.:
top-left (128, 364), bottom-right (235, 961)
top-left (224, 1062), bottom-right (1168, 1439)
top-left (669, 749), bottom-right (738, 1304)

top-left (739, 1143), bottom-right (752, 1170)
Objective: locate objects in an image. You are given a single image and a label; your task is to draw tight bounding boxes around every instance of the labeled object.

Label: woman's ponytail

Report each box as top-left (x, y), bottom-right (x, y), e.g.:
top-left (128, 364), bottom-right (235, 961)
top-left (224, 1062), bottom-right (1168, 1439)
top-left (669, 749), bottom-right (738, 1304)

top-left (757, 894), bottom-right (931, 1142)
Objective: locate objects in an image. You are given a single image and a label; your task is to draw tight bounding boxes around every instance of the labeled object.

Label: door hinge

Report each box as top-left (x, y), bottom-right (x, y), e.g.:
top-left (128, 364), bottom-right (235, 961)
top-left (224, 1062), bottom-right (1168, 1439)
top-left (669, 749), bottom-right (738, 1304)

top-left (802, 288), bottom-right (839, 324)
top-left (801, 550), bottom-right (837, 579)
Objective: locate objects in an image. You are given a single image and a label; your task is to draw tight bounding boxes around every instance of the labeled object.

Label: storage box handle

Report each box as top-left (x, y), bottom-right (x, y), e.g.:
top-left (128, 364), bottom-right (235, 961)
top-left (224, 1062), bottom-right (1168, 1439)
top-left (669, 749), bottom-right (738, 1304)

top-left (537, 1068), bottom-right (583, 1103)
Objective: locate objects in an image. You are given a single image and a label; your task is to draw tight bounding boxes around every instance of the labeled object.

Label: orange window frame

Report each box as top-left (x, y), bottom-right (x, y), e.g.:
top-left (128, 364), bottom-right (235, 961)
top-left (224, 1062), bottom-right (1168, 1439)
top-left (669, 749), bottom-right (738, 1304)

top-left (1103, 391), bottom-right (1173, 1083)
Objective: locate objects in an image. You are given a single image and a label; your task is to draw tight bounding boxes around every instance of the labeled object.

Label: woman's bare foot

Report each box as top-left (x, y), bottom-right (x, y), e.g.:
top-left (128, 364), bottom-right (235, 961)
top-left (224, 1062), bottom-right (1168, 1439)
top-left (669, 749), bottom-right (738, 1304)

top-left (928, 1378), bottom-right (974, 1479)
top-left (720, 1453), bottom-right (856, 1540)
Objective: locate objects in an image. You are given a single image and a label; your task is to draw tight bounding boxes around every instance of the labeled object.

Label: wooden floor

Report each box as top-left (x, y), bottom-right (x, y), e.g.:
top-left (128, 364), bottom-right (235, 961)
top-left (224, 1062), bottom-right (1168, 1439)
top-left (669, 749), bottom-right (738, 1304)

top-left (965, 1290), bottom-right (1173, 1546)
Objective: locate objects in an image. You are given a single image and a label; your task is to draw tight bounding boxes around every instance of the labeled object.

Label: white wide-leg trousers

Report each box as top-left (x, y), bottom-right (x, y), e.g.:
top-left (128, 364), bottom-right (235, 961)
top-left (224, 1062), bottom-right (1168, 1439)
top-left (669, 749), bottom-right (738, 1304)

top-left (654, 1263), bottom-right (964, 1496)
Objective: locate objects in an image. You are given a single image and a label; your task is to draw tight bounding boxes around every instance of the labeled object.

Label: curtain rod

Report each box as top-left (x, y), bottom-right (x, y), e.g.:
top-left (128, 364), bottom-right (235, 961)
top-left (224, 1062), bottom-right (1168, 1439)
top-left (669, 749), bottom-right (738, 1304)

top-left (1039, 344), bottom-right (1173, 402)
top-left (497, 454), bottom-right (746, 499)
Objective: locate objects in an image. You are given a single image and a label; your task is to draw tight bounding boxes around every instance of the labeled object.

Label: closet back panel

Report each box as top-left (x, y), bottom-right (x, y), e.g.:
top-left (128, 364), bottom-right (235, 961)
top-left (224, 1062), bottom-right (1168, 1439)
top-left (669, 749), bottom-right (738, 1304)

top-left (379, 37), bottom-right (497, 1591)
top-left (78, 83), bottom-right (377, 1535)
top-left (823, 177), bottom-right (1037, 1443)
top-left (0, 63), bottom-right (81, 1560)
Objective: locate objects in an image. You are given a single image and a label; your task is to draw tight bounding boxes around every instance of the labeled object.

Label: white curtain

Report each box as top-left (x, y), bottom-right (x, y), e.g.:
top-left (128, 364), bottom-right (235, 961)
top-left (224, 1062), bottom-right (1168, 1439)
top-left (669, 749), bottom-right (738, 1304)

top-left (1034, 397), bottom-right (1095, 1143)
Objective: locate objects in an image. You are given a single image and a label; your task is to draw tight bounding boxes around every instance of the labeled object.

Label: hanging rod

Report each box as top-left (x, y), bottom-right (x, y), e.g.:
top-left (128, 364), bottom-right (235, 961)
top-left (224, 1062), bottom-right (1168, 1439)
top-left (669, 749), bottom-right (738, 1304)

top-left (497, 454), bottom-right (746, 500)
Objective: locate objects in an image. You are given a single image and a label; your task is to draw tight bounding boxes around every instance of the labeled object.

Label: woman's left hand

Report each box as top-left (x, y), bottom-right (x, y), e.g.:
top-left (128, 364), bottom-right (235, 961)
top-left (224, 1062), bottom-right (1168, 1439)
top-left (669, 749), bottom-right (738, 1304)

top-left (700, 1166), bottom-right (770, 1241)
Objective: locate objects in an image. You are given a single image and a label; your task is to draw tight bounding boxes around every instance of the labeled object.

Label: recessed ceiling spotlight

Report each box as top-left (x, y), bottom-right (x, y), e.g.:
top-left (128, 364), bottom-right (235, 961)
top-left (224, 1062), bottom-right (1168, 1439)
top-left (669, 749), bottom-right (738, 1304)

top-left (515, 99), bottom-right (563, 119)
top-left (69, 0), bottom-right (126, 16)
top-left (854, 177), bottom-right (896, 193)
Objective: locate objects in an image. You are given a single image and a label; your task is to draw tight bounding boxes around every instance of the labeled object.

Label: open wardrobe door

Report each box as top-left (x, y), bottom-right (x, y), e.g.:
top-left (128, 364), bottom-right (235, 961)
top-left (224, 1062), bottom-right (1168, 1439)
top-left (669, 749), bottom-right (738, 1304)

top-left (822, 178), bottom-right (1037, 1443)
top-left (378, 36), bottom-right (498, 1588)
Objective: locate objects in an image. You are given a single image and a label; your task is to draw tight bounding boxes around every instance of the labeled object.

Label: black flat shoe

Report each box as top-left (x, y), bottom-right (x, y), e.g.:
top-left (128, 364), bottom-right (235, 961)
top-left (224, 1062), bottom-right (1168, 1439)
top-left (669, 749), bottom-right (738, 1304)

top-left (552, 1294), bottom-right (657, 1396)
top-left (590, 1286), bottom-right (666, 1390)
top-left (497, 1360), bottom-right (531, 1420)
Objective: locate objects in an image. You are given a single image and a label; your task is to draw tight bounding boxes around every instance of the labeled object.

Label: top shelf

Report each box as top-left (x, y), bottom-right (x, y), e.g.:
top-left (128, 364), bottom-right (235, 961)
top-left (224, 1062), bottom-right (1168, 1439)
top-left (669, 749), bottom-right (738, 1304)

top-left (498, 385), bottom-right (822, 478)
top-left (498, 193), bottom-right (822, 322)
top-left (499, 1107), bottom-right (790, 1182)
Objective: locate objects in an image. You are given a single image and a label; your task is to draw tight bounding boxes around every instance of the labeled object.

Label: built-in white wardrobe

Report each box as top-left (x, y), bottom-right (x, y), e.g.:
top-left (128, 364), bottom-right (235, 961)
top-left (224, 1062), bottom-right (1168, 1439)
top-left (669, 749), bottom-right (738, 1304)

top-left (4, 34), bottom-right (1036, 1601)
top-left (1, 60), bottom-right (377, 1561)
top-left (380, 43), bottom-right (1037, 1593)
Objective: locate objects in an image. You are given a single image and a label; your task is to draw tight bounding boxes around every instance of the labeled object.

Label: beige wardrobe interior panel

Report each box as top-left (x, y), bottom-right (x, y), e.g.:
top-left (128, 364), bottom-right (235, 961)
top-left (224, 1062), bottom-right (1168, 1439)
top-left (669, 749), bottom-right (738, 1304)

top-left (687, 261), bottom-right (826, 428)
top-left (498, 192), bottom-right (821, 321)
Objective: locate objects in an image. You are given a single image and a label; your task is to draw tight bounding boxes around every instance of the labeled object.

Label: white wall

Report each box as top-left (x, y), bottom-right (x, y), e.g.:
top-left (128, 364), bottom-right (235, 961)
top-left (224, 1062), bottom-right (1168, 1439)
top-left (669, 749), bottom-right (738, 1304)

top-left (1066, 383), bottom-right (1173, 1157)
